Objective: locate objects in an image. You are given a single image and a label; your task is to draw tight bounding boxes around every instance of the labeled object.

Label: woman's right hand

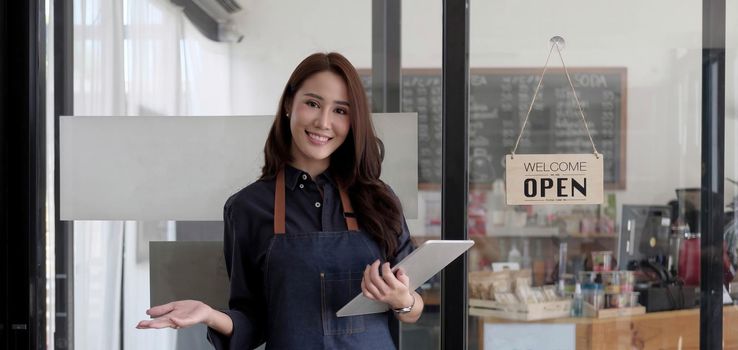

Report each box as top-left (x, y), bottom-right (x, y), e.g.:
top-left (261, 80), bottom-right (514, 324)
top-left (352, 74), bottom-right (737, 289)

top-left (136, 300), bottom-right (213, 330)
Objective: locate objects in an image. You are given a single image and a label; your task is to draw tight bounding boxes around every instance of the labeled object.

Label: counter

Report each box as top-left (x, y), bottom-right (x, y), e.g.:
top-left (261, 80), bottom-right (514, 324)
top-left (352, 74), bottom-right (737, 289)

top-left (474, 305), bottom-right (738, 349)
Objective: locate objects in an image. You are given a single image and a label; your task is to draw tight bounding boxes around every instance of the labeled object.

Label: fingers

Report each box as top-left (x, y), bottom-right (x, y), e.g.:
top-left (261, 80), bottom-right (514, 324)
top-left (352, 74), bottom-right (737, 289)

top-left (360, 278), bottom-right (376, 300)
top-left (169, 316), bottom-right (193, 328)
top-left (363, 260), bottom-right (413, 303)
top-left (395, 267), bottom-right (410, 287)
top-left (380, 262), bottom-right (404, 288)
top-left (136, 317), bottom-right (177, 330)
top-left (136, 315), bottom-right (192, 330)
top-left (363, 263), bottom-right (383, 299)
top-left (146, 302), bottom-right (175, 317)
top-left (368, 260), bottom-right (390, 295)
top-left (139, 301), bottom-right (197, 330)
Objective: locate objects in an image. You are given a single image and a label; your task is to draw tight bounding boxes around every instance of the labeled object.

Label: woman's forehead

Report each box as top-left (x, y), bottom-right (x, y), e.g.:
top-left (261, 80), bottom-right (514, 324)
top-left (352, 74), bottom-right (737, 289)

top-left (297, 71), bottom-right (349, 102)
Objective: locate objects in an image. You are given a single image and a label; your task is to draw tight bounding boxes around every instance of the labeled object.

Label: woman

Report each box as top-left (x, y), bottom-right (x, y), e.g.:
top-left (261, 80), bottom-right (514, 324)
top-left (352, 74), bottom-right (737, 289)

top-left (137, 52), bottom-right (424, 349)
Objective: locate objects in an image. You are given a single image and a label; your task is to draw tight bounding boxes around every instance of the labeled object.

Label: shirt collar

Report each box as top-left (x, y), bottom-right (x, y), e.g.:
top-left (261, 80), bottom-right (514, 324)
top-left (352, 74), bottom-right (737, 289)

top-left (284, 164), bottom-right (337, 190)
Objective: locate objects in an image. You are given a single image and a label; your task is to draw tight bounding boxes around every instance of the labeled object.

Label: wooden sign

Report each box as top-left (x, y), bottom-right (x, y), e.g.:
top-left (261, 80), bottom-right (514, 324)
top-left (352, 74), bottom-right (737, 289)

top-left (505, 154), bottom-right (603, 205)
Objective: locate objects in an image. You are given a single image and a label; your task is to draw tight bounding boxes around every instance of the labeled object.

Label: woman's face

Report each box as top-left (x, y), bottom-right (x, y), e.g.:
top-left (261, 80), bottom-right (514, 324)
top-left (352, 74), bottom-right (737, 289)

top-left (288, 71), bottom-right (351, 170)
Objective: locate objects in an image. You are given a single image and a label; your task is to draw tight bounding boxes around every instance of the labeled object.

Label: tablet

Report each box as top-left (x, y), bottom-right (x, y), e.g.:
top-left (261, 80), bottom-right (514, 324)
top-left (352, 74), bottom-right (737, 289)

top-left (336, 239), bottom-right (474, 317)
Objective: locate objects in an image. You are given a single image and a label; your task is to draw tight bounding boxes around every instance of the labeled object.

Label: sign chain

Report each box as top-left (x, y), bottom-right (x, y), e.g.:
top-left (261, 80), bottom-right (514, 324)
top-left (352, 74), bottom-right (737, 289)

top-left (511, 37), bottom-right (600, 159)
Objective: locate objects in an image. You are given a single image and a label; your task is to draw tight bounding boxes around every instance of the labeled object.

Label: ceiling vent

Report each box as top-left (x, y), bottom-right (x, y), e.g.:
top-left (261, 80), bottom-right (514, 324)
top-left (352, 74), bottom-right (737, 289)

top-left (171, 0), bottom-right (244, 43)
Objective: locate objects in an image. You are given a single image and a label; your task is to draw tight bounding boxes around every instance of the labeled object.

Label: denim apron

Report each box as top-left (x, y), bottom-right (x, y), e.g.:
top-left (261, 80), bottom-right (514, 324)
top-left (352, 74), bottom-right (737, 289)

top-left (262, 169), bottom-right (396, 349)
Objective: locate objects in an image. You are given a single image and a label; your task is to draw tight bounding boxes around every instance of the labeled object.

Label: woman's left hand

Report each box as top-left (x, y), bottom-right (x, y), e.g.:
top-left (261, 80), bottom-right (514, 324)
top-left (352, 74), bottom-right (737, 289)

top-left (361, 260), bottom-right (414, 309)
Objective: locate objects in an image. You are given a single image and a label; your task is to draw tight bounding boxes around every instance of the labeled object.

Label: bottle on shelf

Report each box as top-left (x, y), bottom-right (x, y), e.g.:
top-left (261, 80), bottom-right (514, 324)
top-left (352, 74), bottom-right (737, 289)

top-left (486, 179), bottom-right (506, 230)
top-left (508, 240), bottom-right (521, 264)
top-left (558, 242), bottom-right (568, 278)
top-left (557, 242), bottom-right (570, 294)
top-left (571, 283), bottom-right (584, 317)
top-left (521, 238), bottom-right (531, 269)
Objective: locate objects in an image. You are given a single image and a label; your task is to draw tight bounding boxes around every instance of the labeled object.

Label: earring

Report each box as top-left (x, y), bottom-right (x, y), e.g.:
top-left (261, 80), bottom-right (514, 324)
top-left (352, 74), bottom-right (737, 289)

top-left (286, 113), bottom-right (290, 118)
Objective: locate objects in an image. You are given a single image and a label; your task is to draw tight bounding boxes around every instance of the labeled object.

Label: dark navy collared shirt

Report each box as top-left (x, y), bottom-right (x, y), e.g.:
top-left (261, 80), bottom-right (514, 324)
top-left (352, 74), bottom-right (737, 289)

top-left (208, 165), bottom-right (414, 349)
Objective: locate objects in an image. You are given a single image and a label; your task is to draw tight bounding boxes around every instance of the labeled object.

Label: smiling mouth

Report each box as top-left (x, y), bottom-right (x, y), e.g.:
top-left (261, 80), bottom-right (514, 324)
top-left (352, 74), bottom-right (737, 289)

top-left (306, 131), bottom-right (332, 143)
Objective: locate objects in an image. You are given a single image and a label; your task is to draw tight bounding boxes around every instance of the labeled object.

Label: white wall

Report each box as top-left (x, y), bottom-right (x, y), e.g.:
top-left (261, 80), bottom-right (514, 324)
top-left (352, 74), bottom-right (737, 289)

top-left (229, 0), bottom-right (372, 115)
top-left (226, 0), bottom-right (738, 220)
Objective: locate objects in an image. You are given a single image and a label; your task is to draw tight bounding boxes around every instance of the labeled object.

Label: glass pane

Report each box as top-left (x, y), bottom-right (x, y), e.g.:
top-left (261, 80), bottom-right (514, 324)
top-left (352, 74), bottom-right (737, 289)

top-left (468, 1), bottom-right (703, 348)
top-left (74, 1), bottom-right (197, 348)
top-left (72, 0), bottom-right (433, 349)
top-left (725, 0), bottom-right (738, 345)
top-left (398, 1), bottom-right (442, 349)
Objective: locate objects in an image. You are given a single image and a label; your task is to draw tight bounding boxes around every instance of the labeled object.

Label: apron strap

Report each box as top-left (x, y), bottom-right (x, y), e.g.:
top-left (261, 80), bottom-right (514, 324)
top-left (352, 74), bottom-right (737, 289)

top-left (274, 169), bottom-right (287, 234)
top-left (337, 182), bottom-right (359, 231)
top-left (273, 168), bottom-right (359, 234)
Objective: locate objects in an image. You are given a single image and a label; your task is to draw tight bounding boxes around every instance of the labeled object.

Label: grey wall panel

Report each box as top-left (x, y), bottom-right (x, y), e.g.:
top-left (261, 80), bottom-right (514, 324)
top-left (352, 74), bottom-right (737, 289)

top-left (149, 241), bottom-right (229, 310)
top-left (374, 113), bottom-right (418, 218)
top-left (61, 114), bottom-right (417, 221)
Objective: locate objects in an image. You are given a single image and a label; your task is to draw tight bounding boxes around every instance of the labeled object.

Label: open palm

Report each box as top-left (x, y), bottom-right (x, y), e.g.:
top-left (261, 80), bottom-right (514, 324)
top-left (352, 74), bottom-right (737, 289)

top-left (136, 300), bottom-right (212, 330)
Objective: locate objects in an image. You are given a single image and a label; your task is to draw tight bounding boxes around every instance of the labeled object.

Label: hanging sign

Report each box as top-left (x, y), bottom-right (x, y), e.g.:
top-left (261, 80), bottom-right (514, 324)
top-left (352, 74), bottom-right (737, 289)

top-left (504, 37), bottom-right (604, 206)
top-left (506, 153), bottom-right (603, 205)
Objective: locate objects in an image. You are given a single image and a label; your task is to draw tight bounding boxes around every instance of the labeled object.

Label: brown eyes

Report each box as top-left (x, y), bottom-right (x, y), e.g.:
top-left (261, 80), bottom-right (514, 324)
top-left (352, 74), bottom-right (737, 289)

top-left (305, 100), bottom-right (348, 116)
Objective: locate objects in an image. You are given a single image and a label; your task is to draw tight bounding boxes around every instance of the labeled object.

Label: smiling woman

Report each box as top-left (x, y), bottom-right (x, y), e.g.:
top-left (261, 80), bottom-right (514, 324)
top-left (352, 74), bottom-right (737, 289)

top-left (287, 71), bottom-right (352, 178)
top-left (262, 53), bottom-right (410, 261)
top-left (137, 52), bottom-right (424, 350)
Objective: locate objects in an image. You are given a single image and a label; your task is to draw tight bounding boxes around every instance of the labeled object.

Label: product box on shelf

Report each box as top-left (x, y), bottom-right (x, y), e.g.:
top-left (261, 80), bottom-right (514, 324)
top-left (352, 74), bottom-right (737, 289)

top-left (583, 302), bottom-right (645, 319)
top-left (469, 298), bottom-right (572, 321)
top-left (468, 268), bottom-right (571, 321)
top-left (578, 269), bottom-right (646, 318)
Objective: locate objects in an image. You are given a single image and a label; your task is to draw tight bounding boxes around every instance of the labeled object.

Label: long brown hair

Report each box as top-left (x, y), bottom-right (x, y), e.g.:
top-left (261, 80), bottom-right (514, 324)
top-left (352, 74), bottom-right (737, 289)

top-left (261, 52), bottom-right (403, 259)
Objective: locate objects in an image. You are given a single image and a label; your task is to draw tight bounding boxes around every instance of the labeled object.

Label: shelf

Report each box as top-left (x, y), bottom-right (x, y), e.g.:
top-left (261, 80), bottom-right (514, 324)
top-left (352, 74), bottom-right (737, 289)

top-left (482, 227), bottom-right (617, 239)
top-left (485, 227), bottom-right (559, 237)
top-left (412, 229), bottom-right (618, 239)
top-left (563, 232), bottom-right (618, 239)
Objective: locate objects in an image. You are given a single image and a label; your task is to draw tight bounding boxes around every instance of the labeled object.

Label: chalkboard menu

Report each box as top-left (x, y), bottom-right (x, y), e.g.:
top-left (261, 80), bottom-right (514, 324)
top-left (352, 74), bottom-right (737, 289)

top-left (361, 68), bottom-right (627, 189)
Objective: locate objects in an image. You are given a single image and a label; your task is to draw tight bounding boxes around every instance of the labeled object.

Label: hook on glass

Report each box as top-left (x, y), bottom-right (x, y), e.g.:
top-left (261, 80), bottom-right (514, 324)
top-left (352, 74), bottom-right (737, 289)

top-left (550, 36), bottom-right (565, 50)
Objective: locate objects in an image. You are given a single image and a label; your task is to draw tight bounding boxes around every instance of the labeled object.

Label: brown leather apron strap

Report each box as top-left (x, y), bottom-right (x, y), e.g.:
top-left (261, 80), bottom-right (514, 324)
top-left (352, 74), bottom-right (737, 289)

top-left (273, 168), bottom-right (358, 234)
top-left (337, 184), bottom-right (359, 231)
top-left (274, 169), bottom-right (286, 234)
